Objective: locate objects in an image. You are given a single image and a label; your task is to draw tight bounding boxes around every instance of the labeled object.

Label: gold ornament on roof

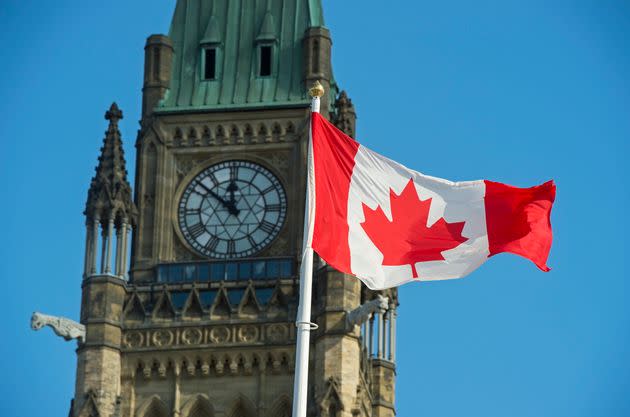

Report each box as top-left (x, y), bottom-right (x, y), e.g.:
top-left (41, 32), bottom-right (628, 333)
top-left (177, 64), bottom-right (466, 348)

top-left (308, 81), bottom-right (325, 98)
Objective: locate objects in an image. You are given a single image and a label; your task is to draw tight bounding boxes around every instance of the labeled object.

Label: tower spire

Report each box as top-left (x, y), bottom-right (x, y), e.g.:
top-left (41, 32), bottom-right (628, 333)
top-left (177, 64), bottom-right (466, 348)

top-left (85, 102), bottom-right (137, 226)
top-left (83, 103), bottom-right (137, 279)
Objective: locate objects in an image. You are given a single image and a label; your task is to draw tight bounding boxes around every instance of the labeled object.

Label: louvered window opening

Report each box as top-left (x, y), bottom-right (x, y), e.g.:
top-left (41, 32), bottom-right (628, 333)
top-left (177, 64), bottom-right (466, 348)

top-left (259, 45), bottom-right (272, 76)
top-left (203, 48), bottom-right (217, 80)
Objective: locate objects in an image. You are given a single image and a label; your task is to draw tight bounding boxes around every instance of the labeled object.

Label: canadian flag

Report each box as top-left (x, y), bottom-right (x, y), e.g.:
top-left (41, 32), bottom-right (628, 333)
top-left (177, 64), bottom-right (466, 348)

top-left (306, 112), bottom-right (556, 290)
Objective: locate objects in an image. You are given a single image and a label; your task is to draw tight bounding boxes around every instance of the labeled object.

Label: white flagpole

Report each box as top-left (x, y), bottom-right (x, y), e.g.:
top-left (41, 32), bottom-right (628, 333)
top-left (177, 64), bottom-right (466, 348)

top-left (292, 81), bottom-right (324, 417)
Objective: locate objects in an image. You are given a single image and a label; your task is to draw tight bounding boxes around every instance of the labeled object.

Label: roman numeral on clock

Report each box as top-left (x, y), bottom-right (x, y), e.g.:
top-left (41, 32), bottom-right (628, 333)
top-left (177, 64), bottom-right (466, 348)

top-left (259, 220), bottom-right (275, 234)
top-left (205, 236), bottom-right (219, 251)
top-left (229, 166), bottom-right (238, 180)
top-left (188, 222), bottom-right (206, 239)
top-left (261, 185), bottom-right (275, 194)
top-left (227, 240), bottom-right (236, 255)
top-left (266, 204), bottom-right (280, 212)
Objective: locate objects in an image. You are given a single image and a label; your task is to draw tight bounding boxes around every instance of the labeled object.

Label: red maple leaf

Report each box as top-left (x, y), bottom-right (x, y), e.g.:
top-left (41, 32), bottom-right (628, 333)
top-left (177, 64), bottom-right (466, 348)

top-left (361, 179), bottom-right (468, 278)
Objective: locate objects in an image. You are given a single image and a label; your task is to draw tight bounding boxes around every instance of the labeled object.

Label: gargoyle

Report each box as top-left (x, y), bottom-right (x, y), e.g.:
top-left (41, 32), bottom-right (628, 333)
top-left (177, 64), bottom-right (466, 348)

top-left (346, 294), bottom-right (389, 329)
top-left (31, 311), bottom-right (86, 343)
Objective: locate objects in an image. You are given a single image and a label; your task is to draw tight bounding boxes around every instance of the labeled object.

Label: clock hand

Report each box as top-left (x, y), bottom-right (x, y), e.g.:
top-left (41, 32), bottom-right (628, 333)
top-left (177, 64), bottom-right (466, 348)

top-left (227, 204), bottom-right (240, 216)
top-left (227, 181), bottom-right (238, 204)
top-left (226, 181), bottom-right (240, 216)
top-left (209, 189), bottom-right (228, 206)
top-left (197, 181), bottom-right (240, 216)
top-left (197, 182), bottom-right (229, 207)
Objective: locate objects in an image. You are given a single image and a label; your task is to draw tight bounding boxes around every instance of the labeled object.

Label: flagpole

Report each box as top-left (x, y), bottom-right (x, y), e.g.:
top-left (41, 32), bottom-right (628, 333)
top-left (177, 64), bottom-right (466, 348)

top-left (292, 81), bottom-right (324, 417)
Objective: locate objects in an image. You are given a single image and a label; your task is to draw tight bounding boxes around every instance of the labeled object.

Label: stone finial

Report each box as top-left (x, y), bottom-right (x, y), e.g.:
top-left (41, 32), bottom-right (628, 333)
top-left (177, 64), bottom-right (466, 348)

top-left (85, 103), bottom-right (138, 226)
top-left (105, 102), bottom-right (123, 125)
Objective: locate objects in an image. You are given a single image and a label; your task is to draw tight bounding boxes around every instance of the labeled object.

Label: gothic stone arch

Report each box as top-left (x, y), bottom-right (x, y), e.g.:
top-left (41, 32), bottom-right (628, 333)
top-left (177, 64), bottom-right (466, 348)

top-left (225, 394), bottom-right (257, 417)
top-left (136, 394), bottom-right (169, 417)
top-left (267, 395), bottom-right (291, 417)
top-left (181, 394), bottom-right (215, 417)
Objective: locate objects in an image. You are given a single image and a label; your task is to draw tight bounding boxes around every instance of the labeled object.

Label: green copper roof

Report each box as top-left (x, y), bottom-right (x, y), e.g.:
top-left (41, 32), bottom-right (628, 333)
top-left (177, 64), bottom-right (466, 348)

top-left (158, 0), bottom-right (327, 112)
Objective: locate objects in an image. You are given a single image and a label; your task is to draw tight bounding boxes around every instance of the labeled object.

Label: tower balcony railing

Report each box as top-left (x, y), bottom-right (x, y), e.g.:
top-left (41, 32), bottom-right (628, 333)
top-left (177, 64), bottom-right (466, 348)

top-left (155, 257), bottom-right (295, 284)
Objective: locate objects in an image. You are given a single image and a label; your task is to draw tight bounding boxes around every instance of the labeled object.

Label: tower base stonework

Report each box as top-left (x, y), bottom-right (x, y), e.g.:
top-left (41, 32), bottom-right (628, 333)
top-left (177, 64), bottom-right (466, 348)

top-left (74, 275), bottom-right (126, 417)
top-left (371, 361), bottom-right (396, 417)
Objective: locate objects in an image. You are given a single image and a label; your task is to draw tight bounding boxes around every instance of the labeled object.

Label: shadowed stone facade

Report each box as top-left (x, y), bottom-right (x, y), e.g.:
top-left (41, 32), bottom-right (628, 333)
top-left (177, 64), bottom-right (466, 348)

top-left (70, 2), bottom-right (398, 417)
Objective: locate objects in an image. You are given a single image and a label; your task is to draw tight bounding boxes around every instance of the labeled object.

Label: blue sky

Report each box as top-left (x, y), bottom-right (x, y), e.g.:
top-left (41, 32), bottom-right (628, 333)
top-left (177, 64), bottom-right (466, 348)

top-left (1, 1), bottom-right (628, 416)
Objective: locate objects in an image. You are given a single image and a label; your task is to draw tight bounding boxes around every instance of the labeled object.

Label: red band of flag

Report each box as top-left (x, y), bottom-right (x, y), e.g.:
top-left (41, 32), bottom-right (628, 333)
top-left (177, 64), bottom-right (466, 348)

top-left (484, 180), bottom-right (556, 271)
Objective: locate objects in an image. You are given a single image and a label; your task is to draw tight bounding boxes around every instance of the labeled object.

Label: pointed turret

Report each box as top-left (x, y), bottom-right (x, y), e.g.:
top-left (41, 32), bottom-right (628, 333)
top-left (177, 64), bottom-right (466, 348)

top-left (85, 103), bottom-right (137, 226)
top-left (82, 103), bottom-right (137, 278)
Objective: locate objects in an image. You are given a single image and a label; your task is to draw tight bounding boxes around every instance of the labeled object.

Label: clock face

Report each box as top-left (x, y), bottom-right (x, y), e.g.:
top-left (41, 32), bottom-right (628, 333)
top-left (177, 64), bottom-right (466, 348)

top-left (178, 160), bottom-right (287, 259)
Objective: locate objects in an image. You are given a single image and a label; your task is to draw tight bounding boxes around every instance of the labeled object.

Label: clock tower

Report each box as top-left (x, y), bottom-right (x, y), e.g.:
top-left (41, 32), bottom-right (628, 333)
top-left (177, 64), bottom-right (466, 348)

top-left (72, 2), bottom-right (398, 417)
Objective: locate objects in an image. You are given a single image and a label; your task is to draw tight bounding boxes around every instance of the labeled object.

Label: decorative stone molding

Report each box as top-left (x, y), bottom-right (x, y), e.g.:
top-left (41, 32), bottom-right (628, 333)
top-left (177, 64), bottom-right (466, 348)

top-left (123, 291), bottom-right (147, 322)
top-left (123, 331), bottom-right (144, 349)
top-left (209, 326), bottom-right (230, 344)
top-left (151, 329), bottom-right (174, 347)
top-left (238, 325), bottom-right (259, 343)
top-left (266, 323), bottom-right (289, 342)
top-left (175, 156), bottom-right (207, 185)
top-left (30, 311), bottom-right (86, 343)
top-left (269, 153), bottom-right (290, 171)
top-left (165, 120), bottom-right (300, 149)
top-left (181, 327), bottom-right (203, 345)
top-left (122, 323), bottom-right (293, 350)
top-left (123, 281), bottom-right (292, 325)
top-left (76, 390), bottom-right (103, 417)
top-left (127, 348), bottom-right (295, 380)
top-left (318, 377), bottom-right (345, 417)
